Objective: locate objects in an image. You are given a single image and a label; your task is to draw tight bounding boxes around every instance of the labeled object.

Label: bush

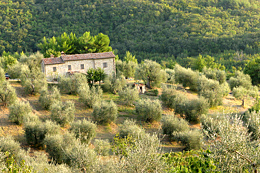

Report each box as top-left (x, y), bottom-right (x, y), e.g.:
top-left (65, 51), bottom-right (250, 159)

top-left (58, 73), bottom-right (88, 95)
top-left (94, 139), bottom-right (111, 156)
top-left (172, 130), bottom-right (203, 150)
top-left (50, 101), bottom-right (75, 126)
top-left (200, 114), bottom-right (224, 135)
top-left (220, 81), bottom-right (230, 97)
top-left (229, 71), bottom-right (252, 90)
top-left (135, 98), bottom-right (162, 122)
top-left (0, 81), bottom-right (17, 107)
top-left (93, 100), bottom-right (118, 124)
top-left (165, 68), bottom-right (175, 84)
top-left (104, 73), bottom-right (127, 94)
top-left (78, 84), bottom-right (103, 108)
top-left (23, 112), bottom-right (39, 124)
top-left (69, 119), bottom-right (97, 143)
top-left (161, 87), bottom-right (187, 109)
top-left (118, 87), bottom-right (139, 106)
top-left (177, 97), bottom-right (209, 123)
top-left (202, 67), bottom-right (226, 84)
top-left (119, 119), bottom-right (145, 138)
top-left (242, 111), bottom-right (260, 140)
top-left (0, 136), bottom-right (21, 156)
top-left (174, 64), bottom-right (199, 91)
top-left (197, 75), bottom-right (223, 107)
top-left (25, 120), bottom-right (60, 147)
top-left (161, 115), bottom-right (189, 136)
top-left (248, 98), bottom-right (260, 113)
top-left (39, 86), bottom-right (61, 110)
top-left (9, 101), bottom-right (32, 125)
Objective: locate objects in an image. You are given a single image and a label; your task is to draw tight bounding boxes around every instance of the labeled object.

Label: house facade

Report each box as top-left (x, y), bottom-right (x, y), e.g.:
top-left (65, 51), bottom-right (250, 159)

top-left (41, 52), bottom-right (116, 80)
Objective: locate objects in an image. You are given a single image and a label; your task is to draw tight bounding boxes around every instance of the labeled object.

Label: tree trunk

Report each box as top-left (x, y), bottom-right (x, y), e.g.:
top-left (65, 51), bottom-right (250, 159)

top-left (242, 99), bottom-right (245, 108)
top-left (146, 77), bottom-right (151, 89)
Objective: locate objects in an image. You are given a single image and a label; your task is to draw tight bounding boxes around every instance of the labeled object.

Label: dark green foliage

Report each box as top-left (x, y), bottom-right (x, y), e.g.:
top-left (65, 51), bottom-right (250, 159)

top-left (244, 58), bottom-right (260, 85)
top-left (135, 98), bottom-right (162, 122)
top-left (58, 73), bottom-right (88, 95)
top-left (92, 100), bottom-right (118, 124)
top-left (118, 86), bottom-right (139, 106)
top-left (229, 71), bottom-right (252, 90)
top-left (165, 68), bottom-right (175, 84)
top-left (39, 86), bottom-right (61, 110)
top-left (25, 120), bottom-right (60, 147)
top-left (162, 150), bottom-right (216, 172)
top-left (174, 64), bottom-right (199, 91)
top-left (50, 101), bottom-right (75, 126)
top-left (135, 60), bottom-right (167, 88)
top-left (161, 115), bottom-right (190, 136)
top-left (172, 130), bottom-right (203, 150)
top-left (69, 119), bottom-right (97, 144)
top-left (119, 119), bottom-right (145, 138)
top-left (8, 101), bottom-right (32, 125)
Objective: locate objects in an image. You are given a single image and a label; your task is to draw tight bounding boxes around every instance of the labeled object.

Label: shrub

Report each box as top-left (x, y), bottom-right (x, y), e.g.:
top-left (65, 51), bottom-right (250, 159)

top-left (39, 86), bottom-right (61, 110)
top-left (50, 101), bottom-right (75, 126)
top-left (165, 68), bottom-right (175, 84)
top-left (119, 119), bottom-right (145, 138)
top-left (197, 75), bottom-right (223, 107)
top-left (229, 71), bottom-right (252, 90)
top-left (232, 86), bottom-right (258, 107)
top-left (9, 101), bottom-right (32, 125)
top-left (118, 87), bottom-right (139, 106)
top-left (242, 111), bottom-right (260, 140)
top-left (0, 81), bottom-right (17, 107)
top-left (78, 84), bottom-right (103, 108)
top-left (0, 136), bottom-right (21, 156)
top-left (94, 139), bottom-right (111, 156)
top-left (69, 119), bottom-right (97, 143)
top-left (178, 97), bottom-right (209, 123)
top-left (104, 73), bottom-right (127, 94)
top-left (220, 81), bottom-right (230, 97)
top-left (23, 112), bottom-right (39, 124)
top-left (93, 100), bottom-right (118, 124)
top-left (161, 88), bottom-right (187, 109)
top-left (174, 64), bottom-right (199, 91)
top-left (58, 73), bottom-right (88, 94)
top-left (200, 114), bottom-right (224, 135)
top-left (248, 98), bottom-right (260, 113)
top-left (202, 67), bottom-right (226, 84)
top-left (25, 120), bottom-right (60, 147)
top-left (161, 115), bottom-right (189, 136)
top-left (135, 98), bottom-right (162, 122)
top-left (172, 130), bottom-right (203, 150)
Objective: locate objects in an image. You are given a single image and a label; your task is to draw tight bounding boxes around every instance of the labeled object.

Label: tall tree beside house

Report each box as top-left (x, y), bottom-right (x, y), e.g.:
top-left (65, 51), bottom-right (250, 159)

top-left (124, 51), bottom-right (138, 64)
top-left (38, 32), bottom-right (112, 58)
top-left (135, 60), bottom-right (167, 88)
top-left (94, 68), bottom-right (106, 85)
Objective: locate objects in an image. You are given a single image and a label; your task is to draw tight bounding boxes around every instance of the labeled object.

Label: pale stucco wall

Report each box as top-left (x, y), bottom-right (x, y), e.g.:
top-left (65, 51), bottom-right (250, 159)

top-left (43, 58), bottom-right (115, 80)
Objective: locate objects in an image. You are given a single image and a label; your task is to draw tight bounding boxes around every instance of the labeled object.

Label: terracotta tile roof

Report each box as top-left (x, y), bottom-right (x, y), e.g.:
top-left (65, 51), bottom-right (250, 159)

top-left (42, 52), bottom-right (115, 65)
top-left (61, 52), bottom-right (115, 61)
top-left (42, 57), bottom-right (64, 65)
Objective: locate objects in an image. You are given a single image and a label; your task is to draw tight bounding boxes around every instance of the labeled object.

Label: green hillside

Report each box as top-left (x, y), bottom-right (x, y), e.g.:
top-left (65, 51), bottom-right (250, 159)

top-left (1, 0), bottom-right (260, 61)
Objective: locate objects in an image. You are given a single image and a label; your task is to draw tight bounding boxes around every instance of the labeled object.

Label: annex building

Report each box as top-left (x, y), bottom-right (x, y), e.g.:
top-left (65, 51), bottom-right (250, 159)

top-left (41, 52), bottom-right (116, 80)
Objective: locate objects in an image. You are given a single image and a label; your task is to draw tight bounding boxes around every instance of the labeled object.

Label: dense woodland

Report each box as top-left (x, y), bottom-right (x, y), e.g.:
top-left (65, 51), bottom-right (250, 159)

top-left (1, 0), bottom-right (260, 69)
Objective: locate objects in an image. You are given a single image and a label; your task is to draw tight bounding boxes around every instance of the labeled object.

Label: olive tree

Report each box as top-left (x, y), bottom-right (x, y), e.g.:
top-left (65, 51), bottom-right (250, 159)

top-left (135, 98), bottom-right (162, 122)
top-left (232, 86), bottom-right (258, 107)
top-left (93, 100), bottom-right (118, 124)
top-left (229, 71), bottom-right (252, 90)
top-left (135, 60), bottom-right (167, 88)
top-left (202, 67), bottom-right (226, 84)
top-left (118, 86), bottom-right (139, 106)
top-left (119, 119), bottom-right (146, 138)
top-left (104, 73), bottom-right (127, 94)
top-left (78, 84), bottom-right (103, 108)
top-left (9, 101), bottom-right (32, 125)
top-left (0, 81), bottom-right (17, 107)
top-left (39, 86), bottom-right (61, 110)
top-left (50, 101), bottom-right (75, 126)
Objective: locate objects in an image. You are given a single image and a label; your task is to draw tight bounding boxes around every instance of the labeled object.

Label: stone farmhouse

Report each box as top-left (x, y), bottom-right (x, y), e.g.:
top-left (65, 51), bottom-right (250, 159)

top-left (41, 52), bottom-right (116, 80)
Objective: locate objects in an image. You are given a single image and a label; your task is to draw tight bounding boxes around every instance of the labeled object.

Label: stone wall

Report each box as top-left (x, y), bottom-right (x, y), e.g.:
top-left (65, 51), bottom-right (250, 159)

top-left (43, 58), bottom-right (115, 80)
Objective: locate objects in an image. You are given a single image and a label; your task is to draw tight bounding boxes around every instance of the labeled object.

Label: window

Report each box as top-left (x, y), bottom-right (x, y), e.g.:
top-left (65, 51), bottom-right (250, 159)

top-left (81, 64), bottom-right (84, 69)
top-left (68, 65), bottom-right (71, 70)
top-left (53, 67), bottom-right (56, 72)
top-left (103, 62), bottom-right (108, 68)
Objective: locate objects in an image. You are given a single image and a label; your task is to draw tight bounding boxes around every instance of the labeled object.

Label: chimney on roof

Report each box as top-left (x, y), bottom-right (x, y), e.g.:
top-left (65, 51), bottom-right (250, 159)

top-left (61, 51), bottom-right (65, 56)
top-left (50, 54), bottom-right (54, 58)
